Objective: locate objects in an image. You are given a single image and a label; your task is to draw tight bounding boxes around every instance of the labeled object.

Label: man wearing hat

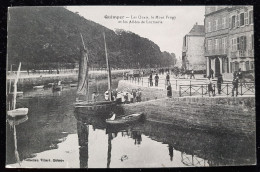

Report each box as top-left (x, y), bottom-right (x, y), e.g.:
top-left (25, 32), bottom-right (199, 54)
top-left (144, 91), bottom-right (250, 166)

top-left (217, 74), bottom-right (223, 95)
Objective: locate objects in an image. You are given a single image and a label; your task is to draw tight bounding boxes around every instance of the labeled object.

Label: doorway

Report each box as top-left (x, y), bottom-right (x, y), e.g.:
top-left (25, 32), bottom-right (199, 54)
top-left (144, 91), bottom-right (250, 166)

top-left (215, 57), bottom-right (220, 77)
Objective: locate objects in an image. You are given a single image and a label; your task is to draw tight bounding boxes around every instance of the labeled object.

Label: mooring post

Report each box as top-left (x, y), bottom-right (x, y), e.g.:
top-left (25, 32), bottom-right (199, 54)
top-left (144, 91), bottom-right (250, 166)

top-left (202, 85), bottom-right (203, 97)
top-left (190, 82), bottom-right (191, 96)
top-left (227, 83), bottom-right (229, 96)
top-left (240, 82), bottom-right (243, 96)
top-left (179, 85), bottom-right (181, 97)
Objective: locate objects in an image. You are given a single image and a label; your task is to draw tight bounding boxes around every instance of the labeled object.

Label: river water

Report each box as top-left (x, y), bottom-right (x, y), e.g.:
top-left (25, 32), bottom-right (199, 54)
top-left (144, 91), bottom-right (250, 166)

top-left (6, 79), bottom-right (255, 168)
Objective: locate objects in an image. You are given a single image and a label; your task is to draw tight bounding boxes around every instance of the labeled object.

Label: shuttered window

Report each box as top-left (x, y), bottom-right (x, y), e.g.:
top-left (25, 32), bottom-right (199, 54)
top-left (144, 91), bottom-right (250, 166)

top-left (240, 13), bottom-right (245, 26)
top-left (249, 10), bottom-right (253, 24)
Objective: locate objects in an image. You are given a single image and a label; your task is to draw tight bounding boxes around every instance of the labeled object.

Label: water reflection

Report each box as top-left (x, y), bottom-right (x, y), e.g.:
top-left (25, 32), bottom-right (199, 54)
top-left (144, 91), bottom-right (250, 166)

top-left (6, 115), bottom-right (29, 167)
top-left (75, 111), bottom-right (255, 168)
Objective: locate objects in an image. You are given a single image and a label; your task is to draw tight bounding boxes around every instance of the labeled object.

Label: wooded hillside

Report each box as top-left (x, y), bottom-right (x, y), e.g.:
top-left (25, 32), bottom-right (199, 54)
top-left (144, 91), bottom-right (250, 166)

top-left (7, 7), bottom-right (177, 70)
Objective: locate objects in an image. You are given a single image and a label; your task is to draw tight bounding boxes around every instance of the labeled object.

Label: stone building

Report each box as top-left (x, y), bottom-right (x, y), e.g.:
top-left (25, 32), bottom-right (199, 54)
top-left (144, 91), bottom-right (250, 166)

top-left (204, 6), bottom-right (254, 79)
top-left (182, 23), bottom-right (205, 71)
top-left (229, 6), bottom-right (254, 74)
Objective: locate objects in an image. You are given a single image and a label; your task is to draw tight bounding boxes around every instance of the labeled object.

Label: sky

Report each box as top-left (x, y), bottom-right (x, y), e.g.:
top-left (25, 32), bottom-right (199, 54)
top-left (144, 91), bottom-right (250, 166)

top-left (67, 6), bottom-right (205, 60)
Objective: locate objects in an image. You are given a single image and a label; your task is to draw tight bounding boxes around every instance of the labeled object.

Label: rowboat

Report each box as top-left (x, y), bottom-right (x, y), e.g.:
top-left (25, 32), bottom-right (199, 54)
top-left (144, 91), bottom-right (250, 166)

top-left (52, 85), bottom-right (62, 91)
top-left (70, 83), bottom-right (77, 87)
top-left (33, 85), bottom-right (44, 89)
top-left (7, 108), bottom-right (29, 118)
top-left (106, 113), bottom-right (145, 125)
top-left (7, 115), bottom-right (28, 126)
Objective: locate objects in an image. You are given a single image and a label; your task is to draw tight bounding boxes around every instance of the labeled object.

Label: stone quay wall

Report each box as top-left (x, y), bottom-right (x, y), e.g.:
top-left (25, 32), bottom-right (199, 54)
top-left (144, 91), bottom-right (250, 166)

top-left (117, 80), bottom-right (255, 136)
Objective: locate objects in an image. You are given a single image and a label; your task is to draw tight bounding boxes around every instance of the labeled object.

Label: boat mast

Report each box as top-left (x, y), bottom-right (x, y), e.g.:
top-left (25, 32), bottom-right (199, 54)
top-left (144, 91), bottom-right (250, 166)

top-left (13, 62), bottom-right (21, 110)
top-left (80, 33), bottom-right (89, 102)
top-left (103, 32), bottom-right (112, 101)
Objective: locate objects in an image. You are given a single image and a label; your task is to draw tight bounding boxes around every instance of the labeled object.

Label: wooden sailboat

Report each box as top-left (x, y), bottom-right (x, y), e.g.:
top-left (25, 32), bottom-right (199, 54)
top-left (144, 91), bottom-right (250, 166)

top-left (7, 62), bottom-right (29, 117)
top-left (74, 32), bottom-right (117, 115)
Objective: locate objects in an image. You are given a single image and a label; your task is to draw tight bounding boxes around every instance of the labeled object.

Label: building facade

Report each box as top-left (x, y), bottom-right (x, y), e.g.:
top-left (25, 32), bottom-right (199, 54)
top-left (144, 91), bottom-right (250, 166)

top-left (204, 6), bottom-right (254, 79)
top-left (182, 23), bottom-right (205, 71)
top-left (228, 6), bottom-right (254, 74)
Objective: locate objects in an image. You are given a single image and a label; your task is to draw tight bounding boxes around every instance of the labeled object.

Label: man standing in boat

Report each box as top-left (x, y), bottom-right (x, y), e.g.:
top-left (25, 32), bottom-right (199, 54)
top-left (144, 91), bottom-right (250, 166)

top-left (92, 91), bottom-right (99, 102)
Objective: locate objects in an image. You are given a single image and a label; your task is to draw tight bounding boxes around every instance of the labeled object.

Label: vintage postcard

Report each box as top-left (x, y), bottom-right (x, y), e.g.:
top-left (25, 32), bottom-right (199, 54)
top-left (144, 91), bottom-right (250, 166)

top-left (6, 6), bottom-right (255, 168)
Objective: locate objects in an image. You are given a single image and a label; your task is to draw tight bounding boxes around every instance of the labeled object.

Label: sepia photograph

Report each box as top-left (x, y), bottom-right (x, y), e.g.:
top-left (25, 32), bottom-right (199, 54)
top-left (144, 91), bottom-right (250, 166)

top-left (5, 5), bottom-right (256, 168)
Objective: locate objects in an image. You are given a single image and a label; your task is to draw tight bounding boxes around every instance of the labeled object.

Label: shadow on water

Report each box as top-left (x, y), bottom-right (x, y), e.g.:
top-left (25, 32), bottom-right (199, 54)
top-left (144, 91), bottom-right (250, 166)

top-left (75, 111), bottom-right (255, 168)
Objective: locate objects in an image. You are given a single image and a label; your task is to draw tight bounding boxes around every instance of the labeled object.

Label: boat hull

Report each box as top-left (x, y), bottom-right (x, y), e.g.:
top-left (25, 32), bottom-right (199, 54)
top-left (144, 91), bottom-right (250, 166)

top-left (33, 85), bottom-right (44, 89)
top-left (74, 101), bottom-right (118, 116)
top-left (7, 108), bottom-right (29, 117)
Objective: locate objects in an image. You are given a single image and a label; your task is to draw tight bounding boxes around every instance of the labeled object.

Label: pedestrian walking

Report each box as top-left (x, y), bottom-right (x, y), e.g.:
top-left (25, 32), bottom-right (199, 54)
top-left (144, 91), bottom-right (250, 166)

top-left (155, 74), bottom-right (159, 86)
top-left (232, 76), bottom-right (239, 97)
top-left (237, 68), bottom-right (245, 86)
top-left (166, 73), bottom-right (170, 85)
top-left (149, 73), bottom-right (153, 86)
top-left (190, 69), bottom-right (195, 79)
top-left (207, 76), bottom-right (214, 97)
top-left (210, 69), bottom-right (214, 79)
top-left (217, 74), bottom-right (223, 94)
top-left (132, 89), bottom-right (137, 102)
top-left (136, 89), bottom-right (142, 102)
top-left (167, 83), bottom-right (172, 98)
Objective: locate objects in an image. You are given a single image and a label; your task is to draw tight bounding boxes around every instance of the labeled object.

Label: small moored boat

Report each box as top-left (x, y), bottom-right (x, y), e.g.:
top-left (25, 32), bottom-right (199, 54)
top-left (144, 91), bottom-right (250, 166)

top-left (7, 108), bottom-right (29, 118)
top-left (106, 113), bottom-right (145, 125)
top-left (33, 85), bottom-right (44, 89)
top-left (52, 85), bottom-right (62, 91)
top-left (70, 83), bottom-right (78, 87)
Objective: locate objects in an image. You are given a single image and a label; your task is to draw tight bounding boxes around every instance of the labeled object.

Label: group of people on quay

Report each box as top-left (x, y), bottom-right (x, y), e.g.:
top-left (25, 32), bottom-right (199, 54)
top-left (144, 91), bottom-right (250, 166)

top-left (92, 88), bottom-right (143, 104)
top-left (127, 66), bottom-right (251, 98)
top-left (207, 68), bottom-right (246, 97)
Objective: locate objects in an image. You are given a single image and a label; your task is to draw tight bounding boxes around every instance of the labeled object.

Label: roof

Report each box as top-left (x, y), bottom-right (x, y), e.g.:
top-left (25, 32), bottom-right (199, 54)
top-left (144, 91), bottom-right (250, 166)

top-left (187, 24), bottom-right (205, 36)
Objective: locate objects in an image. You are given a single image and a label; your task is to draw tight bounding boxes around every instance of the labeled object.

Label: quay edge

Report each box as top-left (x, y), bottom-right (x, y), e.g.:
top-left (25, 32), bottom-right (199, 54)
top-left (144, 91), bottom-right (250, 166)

top-left (117, 80), bottom-right (255, 136)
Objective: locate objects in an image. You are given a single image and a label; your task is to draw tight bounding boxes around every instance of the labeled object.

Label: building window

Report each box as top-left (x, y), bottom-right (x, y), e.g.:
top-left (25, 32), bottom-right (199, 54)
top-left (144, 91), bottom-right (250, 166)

top-left (222, 37), bottom-right (227, 53)
top-left (250, 61), bottom-right (254, 70)
top-left (249, 10), bottom-right (253, 24)
top-left (215, 19), bottom-right (218, 31)
top-left (245, 61), bottom-right (249, 71)
top-left (208, 39), bottom-right (212, 51)
top-left (240, 13), bottom-right (245, 26)
top-left (208, 21), bottom-right (211, 32)
top-left (231, 38), bottom-right (237, 51)
top-left (237, 36), bottom-right (247, 50)
top-left (231, 15), bottom-right (236, 29)
top-left (222, 17), bottom-right (226, 29)
top-left (245, 11), bottom-right (249, 25)
top-left (235, 62), bottom-right (239, 71)
top-left (251, 34), bottom-right (254, 50)
top-left (240, 61), bottom-right (245, 71)
top-left (215, 39), bottom-right (218, 51)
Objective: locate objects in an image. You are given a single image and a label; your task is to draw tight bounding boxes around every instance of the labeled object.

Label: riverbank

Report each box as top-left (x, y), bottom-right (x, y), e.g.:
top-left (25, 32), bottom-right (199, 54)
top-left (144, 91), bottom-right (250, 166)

top-left (7, 70), bottom-right (128, 90)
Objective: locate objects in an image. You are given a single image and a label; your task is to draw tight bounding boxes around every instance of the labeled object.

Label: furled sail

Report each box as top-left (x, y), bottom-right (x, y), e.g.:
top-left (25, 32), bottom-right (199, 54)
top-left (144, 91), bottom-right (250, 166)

top-left (77, 47), bottom-right (89, 96)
